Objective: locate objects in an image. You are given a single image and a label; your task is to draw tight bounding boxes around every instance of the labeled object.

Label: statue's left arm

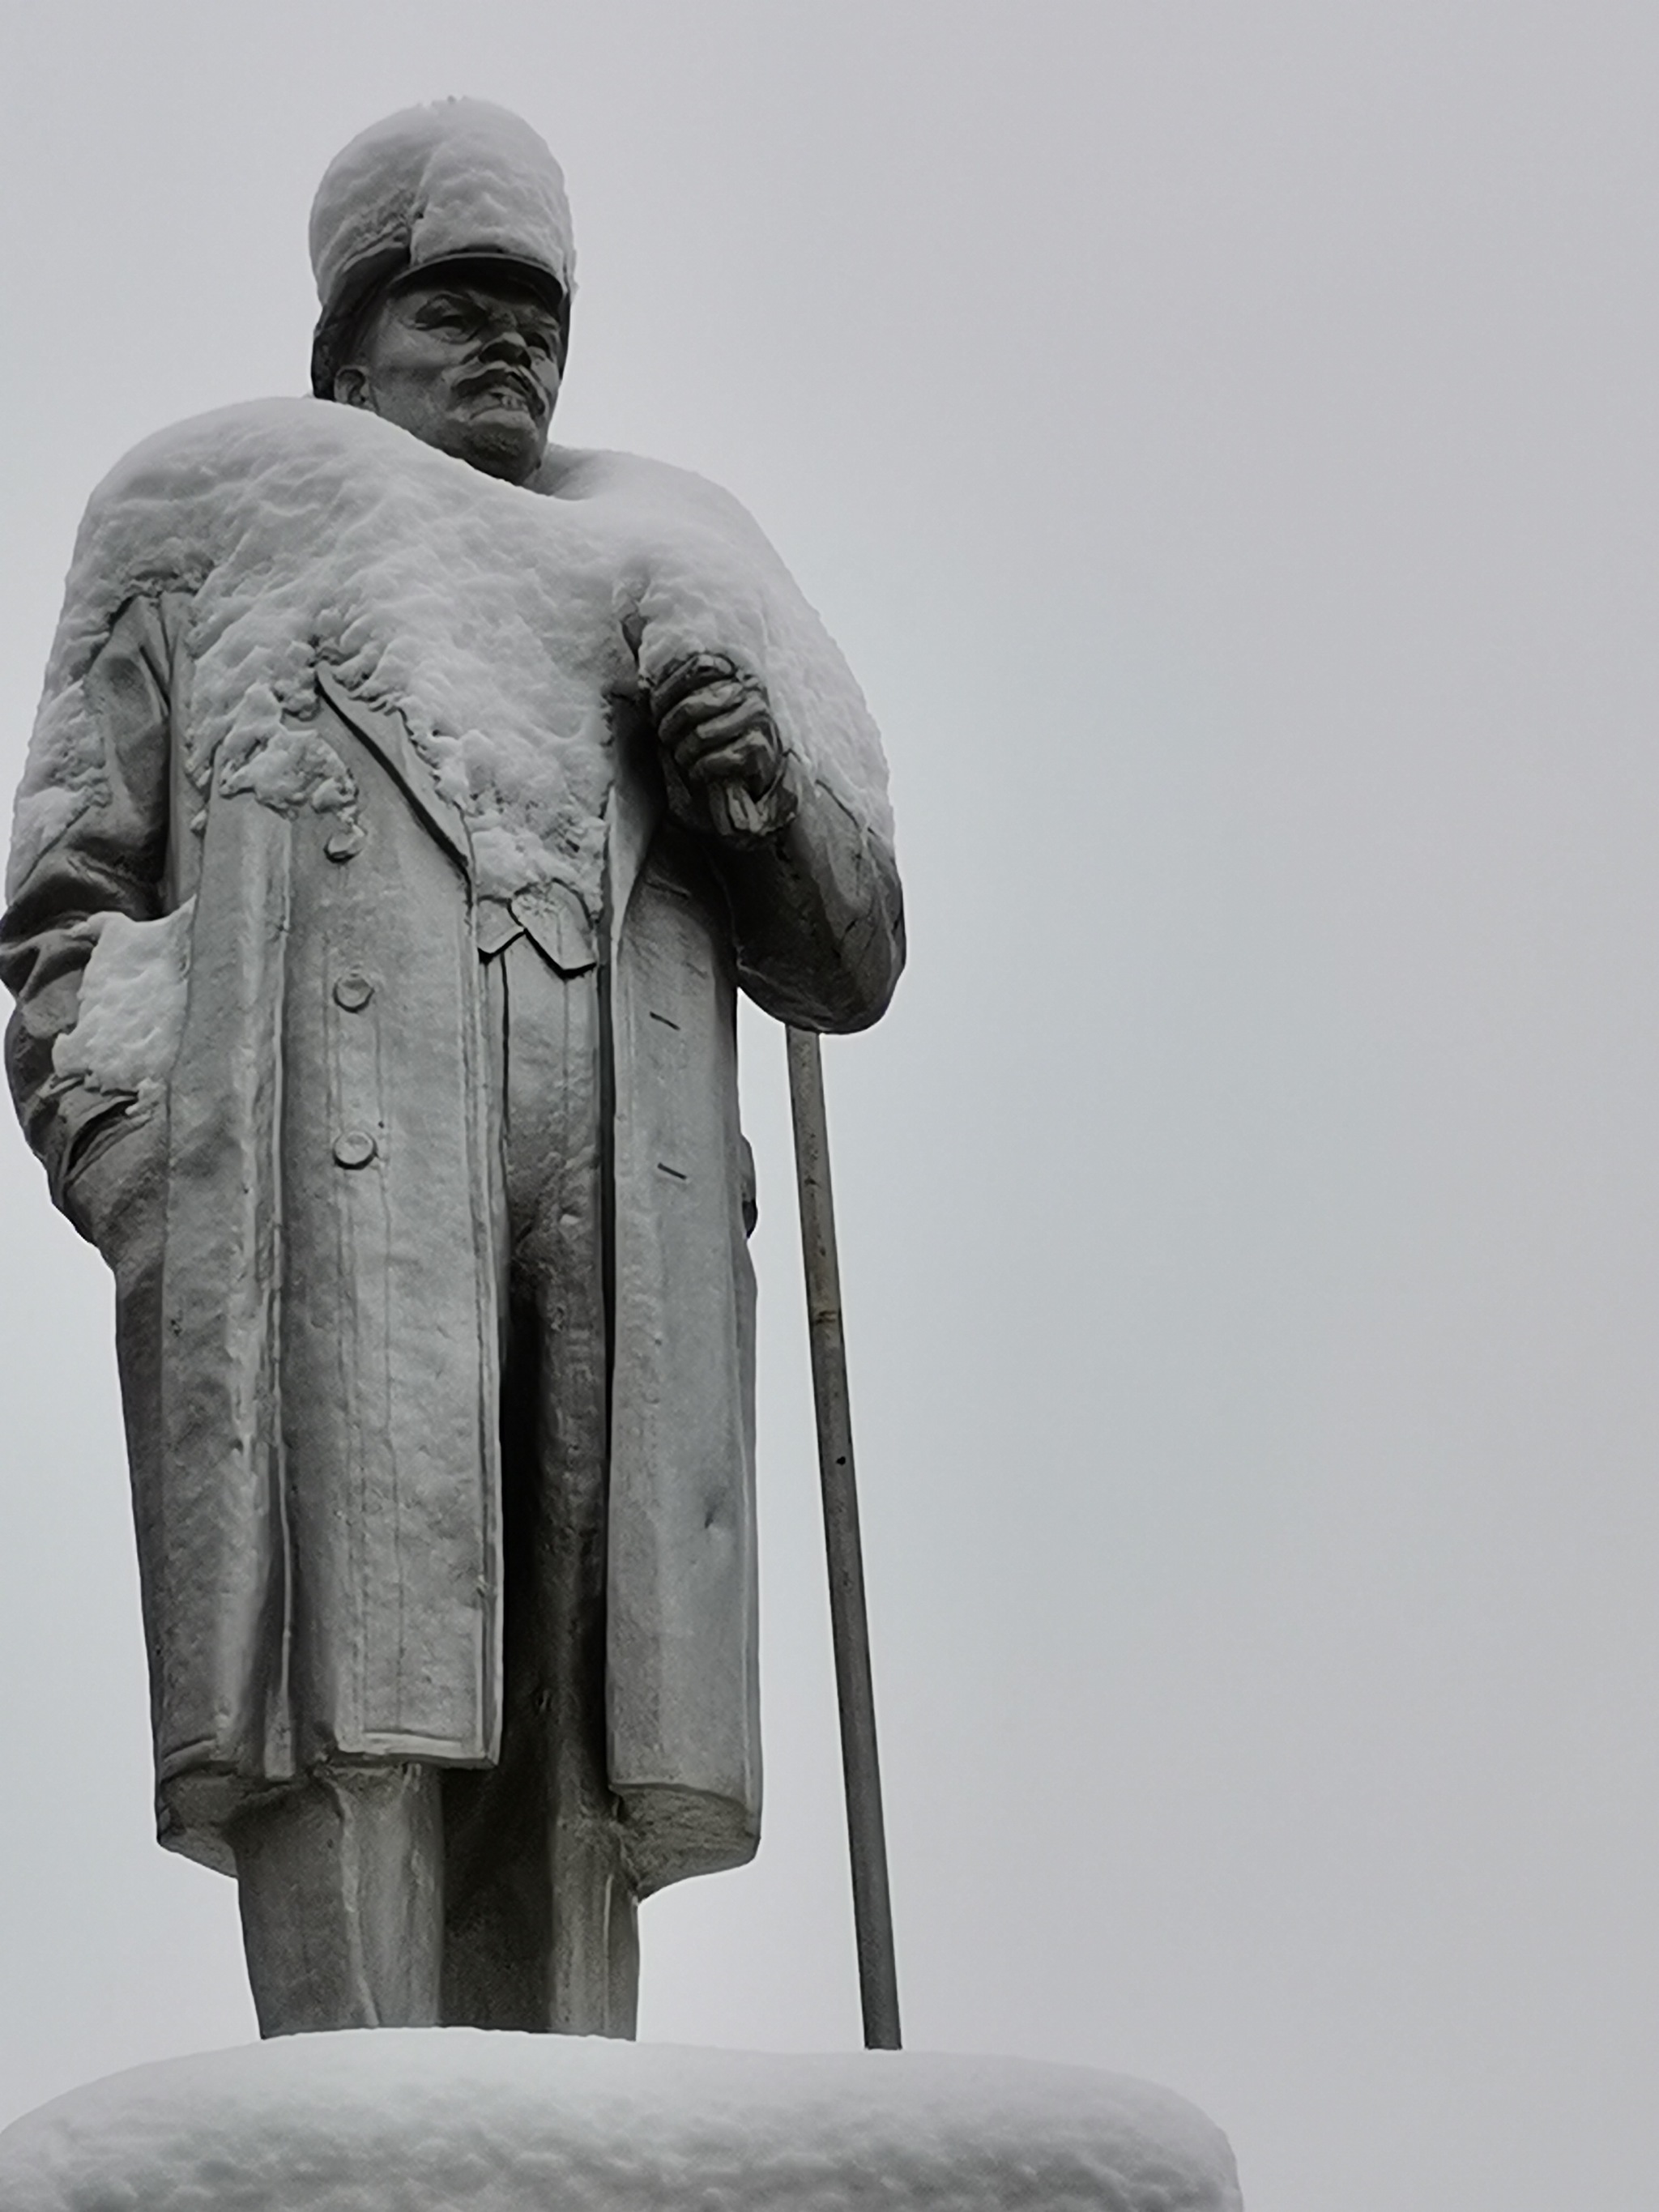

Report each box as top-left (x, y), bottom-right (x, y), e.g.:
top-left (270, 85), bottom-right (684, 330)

top-left (644, 649), bottom-right (903, 1034)
top-left (709, 759), bottom-right (904, 1034)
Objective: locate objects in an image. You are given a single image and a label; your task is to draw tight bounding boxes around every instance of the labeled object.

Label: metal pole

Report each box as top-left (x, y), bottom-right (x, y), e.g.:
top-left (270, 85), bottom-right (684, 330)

top-left (785, 1024), bottom-right (902, 2051)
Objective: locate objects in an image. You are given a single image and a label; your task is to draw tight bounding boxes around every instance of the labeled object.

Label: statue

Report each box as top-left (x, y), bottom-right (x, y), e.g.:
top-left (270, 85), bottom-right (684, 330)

top-left (0, 100), bottom-right (903, 2040)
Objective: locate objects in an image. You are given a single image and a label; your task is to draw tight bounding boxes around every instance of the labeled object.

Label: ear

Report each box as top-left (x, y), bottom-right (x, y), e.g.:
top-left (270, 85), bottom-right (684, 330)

top-left (333, 364), bottom-right (372, 410)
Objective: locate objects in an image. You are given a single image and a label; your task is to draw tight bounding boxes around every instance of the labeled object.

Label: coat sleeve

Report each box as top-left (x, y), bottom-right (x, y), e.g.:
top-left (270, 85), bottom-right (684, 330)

top-left (710, 757), bottom-right (906, 1034)
top-left (603, 450), bottom-right (906, 1034)
top-left (0, 593), bottom-right (177, 1209)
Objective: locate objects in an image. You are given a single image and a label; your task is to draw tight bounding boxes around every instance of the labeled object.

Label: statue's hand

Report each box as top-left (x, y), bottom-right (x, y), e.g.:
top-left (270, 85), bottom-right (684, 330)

top-left (649, 654), bottom-right (794, 846)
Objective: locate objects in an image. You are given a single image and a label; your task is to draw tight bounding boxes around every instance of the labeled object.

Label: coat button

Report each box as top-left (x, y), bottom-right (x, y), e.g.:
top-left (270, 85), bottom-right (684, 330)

top-left (333, 973), bottom-right (373, 1012)
top-left (326, 823), bottom-right (365, 862)
top-left (334, 1129), bottom-right (377, 1170)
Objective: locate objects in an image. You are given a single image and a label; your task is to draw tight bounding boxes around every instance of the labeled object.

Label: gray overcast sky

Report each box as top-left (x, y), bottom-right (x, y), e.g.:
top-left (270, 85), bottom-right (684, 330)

top-left (2, 6), bottom-right (1657, 2208)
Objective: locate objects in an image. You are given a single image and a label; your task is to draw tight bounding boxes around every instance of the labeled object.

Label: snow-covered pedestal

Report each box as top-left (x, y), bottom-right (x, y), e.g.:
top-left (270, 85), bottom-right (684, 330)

top-left (0, 2032), bottom-right (1243, 2210)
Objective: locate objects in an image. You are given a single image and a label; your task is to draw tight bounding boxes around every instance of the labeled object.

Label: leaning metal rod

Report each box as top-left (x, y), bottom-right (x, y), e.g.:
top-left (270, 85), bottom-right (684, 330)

top-left (785, 1024), bottom-right (902, 2052)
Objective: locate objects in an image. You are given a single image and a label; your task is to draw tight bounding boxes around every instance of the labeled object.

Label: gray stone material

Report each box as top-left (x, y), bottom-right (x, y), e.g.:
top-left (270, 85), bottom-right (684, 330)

top-left (0, 97), bottom-right (904, 2038)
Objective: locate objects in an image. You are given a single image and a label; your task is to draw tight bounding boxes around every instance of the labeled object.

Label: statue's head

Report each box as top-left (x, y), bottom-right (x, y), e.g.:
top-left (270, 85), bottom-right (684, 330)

top-left (309, 100), bottom-right (574, 486)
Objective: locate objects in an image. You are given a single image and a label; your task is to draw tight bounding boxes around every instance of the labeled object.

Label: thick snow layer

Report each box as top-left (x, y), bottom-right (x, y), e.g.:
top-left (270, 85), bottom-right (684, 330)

top-left (52, 901), bottom-right (194, 1102)
top-left (310, 99), bottom-right (576, 313)
top-left (0, 2034), bottom-right (1243, 2212)
top-left (9, 399), bottom-right (893, 910)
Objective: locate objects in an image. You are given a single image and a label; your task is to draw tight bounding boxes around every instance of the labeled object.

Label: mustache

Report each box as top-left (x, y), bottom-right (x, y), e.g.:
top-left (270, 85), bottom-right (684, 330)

top-left (454, 363), bottom-right (548, 413)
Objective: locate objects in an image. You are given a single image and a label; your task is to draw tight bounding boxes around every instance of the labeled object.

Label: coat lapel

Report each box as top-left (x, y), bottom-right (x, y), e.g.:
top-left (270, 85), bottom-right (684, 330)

top-left (316, 667), bottom-right (472, 872)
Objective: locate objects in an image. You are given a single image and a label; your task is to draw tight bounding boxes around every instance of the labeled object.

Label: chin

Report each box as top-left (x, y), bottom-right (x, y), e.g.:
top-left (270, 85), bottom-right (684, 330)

top-left (446, 416), bottom-right (547, 485)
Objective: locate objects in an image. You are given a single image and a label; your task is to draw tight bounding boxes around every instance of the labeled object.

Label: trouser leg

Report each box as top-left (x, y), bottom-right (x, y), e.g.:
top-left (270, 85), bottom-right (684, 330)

top-left (441, 940), bottom-right (638, 2035)
top-left (438, 1296), bottom-right (638, 2035)
top-left (541, 1345), bottom-right (640, 2038)
top-left (228, 1764), bottom-right (444, 2037)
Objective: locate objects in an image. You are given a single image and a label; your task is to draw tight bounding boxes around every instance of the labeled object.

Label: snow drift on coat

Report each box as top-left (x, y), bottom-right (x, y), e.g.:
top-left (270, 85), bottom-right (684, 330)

top-left (4, 399), bottom-right (898, 1882)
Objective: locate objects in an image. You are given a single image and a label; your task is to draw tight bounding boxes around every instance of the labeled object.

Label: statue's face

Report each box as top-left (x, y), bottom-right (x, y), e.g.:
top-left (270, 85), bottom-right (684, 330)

top-left (333, 263), bottom-right (565, 485)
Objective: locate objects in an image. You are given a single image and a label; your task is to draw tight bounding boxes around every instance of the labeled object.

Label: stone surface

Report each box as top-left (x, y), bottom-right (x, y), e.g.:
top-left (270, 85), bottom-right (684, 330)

top-left (0, 2035), bottom-right (1245, 2212)
top-left (0, 95), bottom-right (905, 2037)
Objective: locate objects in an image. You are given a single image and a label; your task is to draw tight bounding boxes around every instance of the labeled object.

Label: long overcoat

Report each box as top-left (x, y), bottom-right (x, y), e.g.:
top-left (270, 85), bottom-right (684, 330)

top-left (2, 559), bottom-right (903, 1888)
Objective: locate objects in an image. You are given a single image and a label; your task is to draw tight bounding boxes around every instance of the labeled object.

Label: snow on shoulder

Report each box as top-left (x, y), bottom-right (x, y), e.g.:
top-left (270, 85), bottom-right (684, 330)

top-left (0, 2033), bottom-right (1245, 2212)
top-left (9, 398), bottom-right (893, 910)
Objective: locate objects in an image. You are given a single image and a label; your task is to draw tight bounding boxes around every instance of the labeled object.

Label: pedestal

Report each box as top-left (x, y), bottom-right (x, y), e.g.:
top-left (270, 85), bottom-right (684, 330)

top-left (0, 2031), bottom-right (1244, 2210)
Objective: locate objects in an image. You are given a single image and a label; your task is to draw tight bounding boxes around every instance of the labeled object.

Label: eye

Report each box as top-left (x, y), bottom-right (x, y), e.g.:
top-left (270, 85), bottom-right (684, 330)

top-left (523, 327), bottom-right (557, 360)
top-left (417, 297), bottom-right (475, 332)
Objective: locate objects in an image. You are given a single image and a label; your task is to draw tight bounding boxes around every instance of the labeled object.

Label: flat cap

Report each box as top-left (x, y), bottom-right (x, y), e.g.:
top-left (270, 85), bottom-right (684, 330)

top-left (309, 99), bottom-right (575, 395)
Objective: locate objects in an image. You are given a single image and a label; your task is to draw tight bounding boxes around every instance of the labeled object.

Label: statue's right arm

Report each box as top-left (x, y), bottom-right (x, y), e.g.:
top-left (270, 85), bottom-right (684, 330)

top-left (0, 594), bottom-right (175, 1214)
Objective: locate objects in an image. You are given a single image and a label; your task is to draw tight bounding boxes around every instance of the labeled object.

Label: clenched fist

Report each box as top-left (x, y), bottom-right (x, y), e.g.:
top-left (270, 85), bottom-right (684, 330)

top-left (648, 653), bottom-right (795, 846)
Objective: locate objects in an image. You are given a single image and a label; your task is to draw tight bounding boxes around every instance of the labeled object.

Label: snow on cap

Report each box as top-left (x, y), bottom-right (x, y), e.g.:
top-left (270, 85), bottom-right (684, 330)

top-left (309, 99), bottom-right (575, 395)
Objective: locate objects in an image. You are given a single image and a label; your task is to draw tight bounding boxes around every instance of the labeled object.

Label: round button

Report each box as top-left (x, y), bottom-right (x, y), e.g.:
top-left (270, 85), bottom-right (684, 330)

top-left (333, 1129), bottom-right (377, 1170)
top-left (325, 824), bottom-right (365, 862)
top-left (333, 973), bottom-right (373, 1012)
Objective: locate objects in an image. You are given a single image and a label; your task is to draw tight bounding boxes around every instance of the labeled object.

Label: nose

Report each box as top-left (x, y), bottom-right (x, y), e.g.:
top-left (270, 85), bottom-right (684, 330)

top-left (479, 318), bottom-right (532, 364)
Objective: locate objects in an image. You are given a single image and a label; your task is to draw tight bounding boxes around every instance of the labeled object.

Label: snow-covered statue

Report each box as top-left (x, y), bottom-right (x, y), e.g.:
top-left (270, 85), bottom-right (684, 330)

top-left (0, 101), bottom-right (903, 2039)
